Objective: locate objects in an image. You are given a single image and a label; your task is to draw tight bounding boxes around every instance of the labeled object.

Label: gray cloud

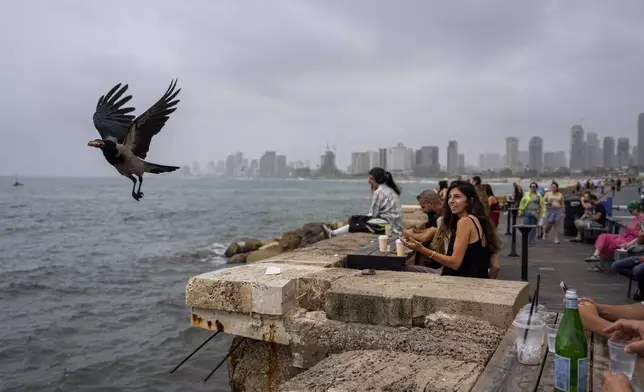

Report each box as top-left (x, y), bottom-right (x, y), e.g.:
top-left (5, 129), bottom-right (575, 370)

top-left (2, 0), bottom-right (644, 175)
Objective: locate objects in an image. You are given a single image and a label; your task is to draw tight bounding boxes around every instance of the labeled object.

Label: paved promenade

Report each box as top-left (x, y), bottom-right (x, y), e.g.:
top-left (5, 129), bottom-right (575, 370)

top-left (496, 185), bottom-right (640, 311)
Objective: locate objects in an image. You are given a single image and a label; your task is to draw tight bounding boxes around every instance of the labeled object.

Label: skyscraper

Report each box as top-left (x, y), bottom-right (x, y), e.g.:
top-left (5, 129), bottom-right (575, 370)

top-left (415, 146), bottom-right (440, 176)
top-left (617, 138), bottom-right (630, 168)
top-left (528, 136), bottom-right (543, 172)
top-left (586, 132), bottom-right (599, 169)
top-left (603, 136), bottom-right (615, 169)
top-left (570, 125), bottom-right (585, 170)
top-left (458, 154), bottom-right (465, 172)
top-left (259, 151), bottom-right (277, 177)
top-left (447, 141), bottom-right (458, 173)
top-left (505, 137), bottom-right (519, 170)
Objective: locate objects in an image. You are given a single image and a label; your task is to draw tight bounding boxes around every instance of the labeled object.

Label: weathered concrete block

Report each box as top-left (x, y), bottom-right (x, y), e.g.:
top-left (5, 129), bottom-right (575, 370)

top-left (323, 272), bottom-right (431, 327)
top-left (185, 264), bottom-right (323, 314)
top-left (412, 276), bottom-right (529, 329)
top-left (260, 233), bottom-right (376, 268)
top-left (191, 307), bottom-right (291, 344)
top-left (295, 268), bottom-right (356, 311)
top-left (323, 271), bottom-right (528, 329)
top-left (278, 350), bottom-right (483, 392)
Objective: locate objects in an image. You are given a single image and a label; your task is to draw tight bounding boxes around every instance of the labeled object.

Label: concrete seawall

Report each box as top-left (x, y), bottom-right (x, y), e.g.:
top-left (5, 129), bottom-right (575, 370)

top-left (185, 219), bottom-right (530, 391)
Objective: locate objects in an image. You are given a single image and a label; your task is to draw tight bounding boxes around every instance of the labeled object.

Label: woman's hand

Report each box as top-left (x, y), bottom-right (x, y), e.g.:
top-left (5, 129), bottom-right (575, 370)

top-left (401, 237), bottom-right (423, 251)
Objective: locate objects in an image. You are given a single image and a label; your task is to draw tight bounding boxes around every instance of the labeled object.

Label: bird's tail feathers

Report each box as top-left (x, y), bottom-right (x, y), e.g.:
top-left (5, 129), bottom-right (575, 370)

top-left (143, 161), bottom-right (180, 174)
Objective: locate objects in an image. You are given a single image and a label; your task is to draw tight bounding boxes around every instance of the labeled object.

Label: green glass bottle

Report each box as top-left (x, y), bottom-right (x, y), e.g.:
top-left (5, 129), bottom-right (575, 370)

top-left (554, 289), bottom-right (588, 392)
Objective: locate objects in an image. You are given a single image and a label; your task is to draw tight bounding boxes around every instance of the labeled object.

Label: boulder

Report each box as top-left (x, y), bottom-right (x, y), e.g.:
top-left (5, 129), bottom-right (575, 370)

top-left (279, 231), bottom-right (302, 251)
top-left (240, 238), bottom-right (263, 253)
top-left (225, 242), bottom-right (242, 258)
top-left (246, 247), bottom-right (283, 263)
top-left (297, 223), bottom-right (326, 248)
top-left (229, 253), bottom-right (248, 264)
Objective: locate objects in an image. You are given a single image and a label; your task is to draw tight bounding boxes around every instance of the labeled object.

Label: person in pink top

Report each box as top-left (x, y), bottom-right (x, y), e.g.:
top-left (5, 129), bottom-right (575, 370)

top-left (584, 200), bottom-right (644, 263)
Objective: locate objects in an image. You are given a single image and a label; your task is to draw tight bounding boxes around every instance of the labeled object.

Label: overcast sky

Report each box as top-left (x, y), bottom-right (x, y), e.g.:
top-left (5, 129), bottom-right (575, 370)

top-left (2, 0), bottom-right (644, 176)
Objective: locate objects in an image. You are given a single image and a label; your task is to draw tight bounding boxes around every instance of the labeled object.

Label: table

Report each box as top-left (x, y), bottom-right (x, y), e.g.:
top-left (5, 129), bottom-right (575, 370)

top-left (471, 312), bottom-right (644, 391)
top-left (346, 235), bottom-right (415, 271)
top-left (513, 224), bottom-right (538, 282)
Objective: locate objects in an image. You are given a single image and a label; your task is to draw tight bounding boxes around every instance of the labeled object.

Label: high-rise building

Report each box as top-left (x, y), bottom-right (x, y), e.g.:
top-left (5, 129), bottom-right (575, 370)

top-left (518, 150), bottom-right (529, 170)
top-left (638, 113), bottom-right (644, 167)
top-left (276, 155), bottom-right (287, 177)
top-left (414, 146), bottom-right (440, 176)
top-left (225, 154), bottom-right (237, 177)
top-left (387, 143), bottom-right (409, 172)
top-left (318, 149), bottom-right (341, 176)
top-left (505, 137), bottom-right (519, 170)
top-left (259, 151), bottom-right (277, 177)
top-left (586, 132), bottom-right (599, 169)
top-left (378, 148), bottom-right (388, 170)
top-left (350, 152), bottom-right (371, 175)
top-left (617, 138), bottom-right (630, 169)
top-left (447, 141), bottom-right (458, 173)
top-left (458, 154), bottom-right (465, 172)
top-left (570, 125), bottom-right (585, 170)
top-left (367, 151), bottom-right (380, 170)
top-left (632, 145), bottom-right (639, 166)
top-left (528, 136), bottom-right (543, 172)
top-left (603, 137), bottom-right (616, 169)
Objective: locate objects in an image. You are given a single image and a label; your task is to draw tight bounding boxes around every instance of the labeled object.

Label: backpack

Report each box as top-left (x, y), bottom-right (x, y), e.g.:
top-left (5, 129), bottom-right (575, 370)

top-left (348, 215), bottom-right (386, 234)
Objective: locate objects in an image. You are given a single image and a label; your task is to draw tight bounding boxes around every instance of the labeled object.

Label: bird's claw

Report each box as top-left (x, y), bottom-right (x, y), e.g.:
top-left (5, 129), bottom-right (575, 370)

top-left (137, 192), bottom-right (144, 199)
top-left (132, 193), bottom-right (141, 202)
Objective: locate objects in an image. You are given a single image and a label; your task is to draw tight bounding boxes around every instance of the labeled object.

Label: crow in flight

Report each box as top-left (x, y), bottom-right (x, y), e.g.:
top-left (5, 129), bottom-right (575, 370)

top-left (88, 79), bottom-right (181, 201)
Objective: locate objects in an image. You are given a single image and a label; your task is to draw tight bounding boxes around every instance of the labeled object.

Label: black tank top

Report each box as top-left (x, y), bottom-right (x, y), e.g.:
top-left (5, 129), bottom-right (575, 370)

top-left (441, 216), bottom-right (491, 278)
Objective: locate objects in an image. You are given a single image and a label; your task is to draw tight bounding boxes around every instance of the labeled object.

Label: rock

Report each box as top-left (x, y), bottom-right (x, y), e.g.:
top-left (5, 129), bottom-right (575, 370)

top-left (261, 238), bottom-right (279, 246)
top-left (229, 253), bottom-right (248, 264)
top-left (296, 223), bottom-right (326, 248)
top-left (227, 337), bottom-right (299, 392)
top-left (240, 238), bottom-right (263, 253)
top-left (259, 241), bottom-right (280, 250)
top-left (279, 231), bottom-right (302, 251)
top-left (247, 247), bottom-right (283, 263)
top-left (225, 242), bottom-right (242, 258)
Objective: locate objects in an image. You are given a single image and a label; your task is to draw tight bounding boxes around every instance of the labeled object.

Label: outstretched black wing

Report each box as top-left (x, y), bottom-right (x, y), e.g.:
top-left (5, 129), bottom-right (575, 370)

top-left (122, 79), bottom-right (180, 159)
top-left (93, 83), bottom-right (136, 142)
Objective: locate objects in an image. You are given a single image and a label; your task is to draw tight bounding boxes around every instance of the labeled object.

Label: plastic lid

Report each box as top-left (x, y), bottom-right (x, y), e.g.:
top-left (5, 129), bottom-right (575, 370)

top-left (395, 239), bottom-right (402, 244)
top-left (379, 235), bottom-right (388, 239)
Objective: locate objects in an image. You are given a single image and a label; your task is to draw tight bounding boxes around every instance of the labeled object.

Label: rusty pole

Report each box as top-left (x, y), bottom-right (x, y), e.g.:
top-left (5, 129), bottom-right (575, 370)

top-left (203, 338), bottom-right (246, 383)
top-left (169, 331), bottom-right (220, 374)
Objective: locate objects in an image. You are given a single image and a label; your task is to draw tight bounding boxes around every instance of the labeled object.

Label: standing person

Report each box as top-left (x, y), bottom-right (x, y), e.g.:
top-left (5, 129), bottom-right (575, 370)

top-left (518, 182), bottom-right (546, 245)
top-left (483, 184), bottom-right (500, 228)
top-left (437, 180), bottom-right (449, 202)
top-left (401, 181), bottom-right (502, 278)
top-left (543, 181), bottom-right (565, 244)
top-left (323, 167), bottom-right (402, 237)
top-left (470, 176), bottom-right (482, 186)
top-left (475, 184), bottom-right (490, 217)
top-left (512, 182), bottom-right (524, 209)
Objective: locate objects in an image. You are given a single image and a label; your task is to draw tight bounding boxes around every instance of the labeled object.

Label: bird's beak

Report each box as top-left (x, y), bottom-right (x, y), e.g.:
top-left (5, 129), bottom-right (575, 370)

top-left (88, 140), bottom-right (104, 148)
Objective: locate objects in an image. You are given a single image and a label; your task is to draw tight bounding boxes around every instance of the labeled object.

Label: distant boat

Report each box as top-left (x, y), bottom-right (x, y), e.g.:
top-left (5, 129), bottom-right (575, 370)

top-left (13, 175), bottom-right (23, 187)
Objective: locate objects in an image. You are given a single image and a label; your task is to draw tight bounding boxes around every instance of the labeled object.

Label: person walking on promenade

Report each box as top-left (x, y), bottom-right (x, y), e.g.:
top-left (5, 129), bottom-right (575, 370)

top-left (543, 181), bottom-right (565, 244)
top-left (518, 182), bottom-right (545, 245)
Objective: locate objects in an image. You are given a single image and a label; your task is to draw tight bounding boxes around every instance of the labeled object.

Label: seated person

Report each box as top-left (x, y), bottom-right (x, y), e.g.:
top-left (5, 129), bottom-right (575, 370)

top-left (575, 296), bottom-right (644, 339)
top-left (324, 167), bottom-right (402, 237)
top-left (401, 181), bottom-right (502, 279)
top-left (403, 190), bottom-right (443, 270)
top-left (571, 193), bottom-right (606, 242)
top-left (612, 254), bottom-right (644, 300)
top-left (585, 200), bottom-right (644, 263)
top-left (403, 189), bottom-right (442, 241)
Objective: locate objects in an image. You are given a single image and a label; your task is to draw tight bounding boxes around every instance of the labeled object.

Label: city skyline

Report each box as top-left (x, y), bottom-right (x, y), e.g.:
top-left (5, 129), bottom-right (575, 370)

top-left (4, 2), bottom-right (644, 176)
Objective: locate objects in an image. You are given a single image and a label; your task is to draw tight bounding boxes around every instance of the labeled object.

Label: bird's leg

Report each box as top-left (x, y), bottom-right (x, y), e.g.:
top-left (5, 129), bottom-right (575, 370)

top-left (128, 175), bottom-right (140, 201)
top-left (136, 175), bottom-right (144, 199)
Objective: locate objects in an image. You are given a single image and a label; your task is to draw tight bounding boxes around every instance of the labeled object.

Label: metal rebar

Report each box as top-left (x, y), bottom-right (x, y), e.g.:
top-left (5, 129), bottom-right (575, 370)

top-left (203, 338), bottom-right (246, 383)
top-left (169, 331), bottom-right (220, 374)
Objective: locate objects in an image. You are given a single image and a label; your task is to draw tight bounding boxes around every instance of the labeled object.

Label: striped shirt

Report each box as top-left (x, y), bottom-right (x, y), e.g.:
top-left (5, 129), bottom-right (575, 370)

top-left (368, 184), bottom-right (403, 233)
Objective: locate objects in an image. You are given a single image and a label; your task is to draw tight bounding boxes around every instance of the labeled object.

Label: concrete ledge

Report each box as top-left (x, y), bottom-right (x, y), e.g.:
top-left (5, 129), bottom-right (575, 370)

top-left (185, 264), bottom-right (323, 314)
top-left (324, 271), bottom-right (528, 329)
top-left (191, 307), bottom-right (291, 345)
top-left (259, 233), bottom-right (376, 268)
top-left (279, 350), bottom-right (482, 392)
top-left (295, 268), bottom-right (356, 311)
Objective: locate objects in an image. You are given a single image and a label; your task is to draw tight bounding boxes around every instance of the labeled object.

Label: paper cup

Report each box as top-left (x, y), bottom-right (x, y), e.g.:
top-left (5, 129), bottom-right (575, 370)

top-left (378, 235), bottom-right (389, 252)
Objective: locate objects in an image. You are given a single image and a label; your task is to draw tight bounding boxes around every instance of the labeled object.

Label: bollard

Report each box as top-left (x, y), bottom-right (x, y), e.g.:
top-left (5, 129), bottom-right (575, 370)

top-left (515, 224), bottom-right (537, 282)
top-left (505, 204), bottom-right (512, 236)
top-left (508, 208), bottom-right (519, 257)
